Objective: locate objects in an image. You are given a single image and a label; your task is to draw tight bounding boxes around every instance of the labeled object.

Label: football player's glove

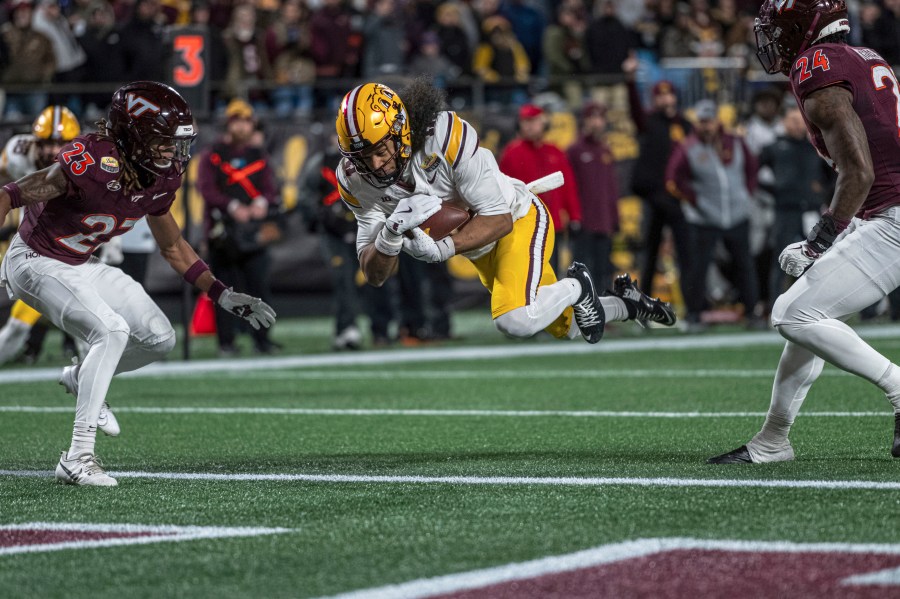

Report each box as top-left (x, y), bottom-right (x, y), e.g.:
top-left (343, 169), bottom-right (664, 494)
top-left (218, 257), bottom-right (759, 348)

top-left (402, 227), bottom-right (455, 263)
top-left (217, 289), bottom-right (276, 330)
top-left (778, 242), bottom-right (820, 278)
top-left (386, 194), bottom-right (441, 236)
top-left (375, 195), bottom-right (442, 256)
top-left (779, 212), bottom-right (847, 277)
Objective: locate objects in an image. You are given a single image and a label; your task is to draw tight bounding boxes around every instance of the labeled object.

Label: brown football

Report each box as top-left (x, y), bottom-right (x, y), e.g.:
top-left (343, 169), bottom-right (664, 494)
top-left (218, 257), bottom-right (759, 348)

top-left (406, 202), bottom-right (472, 240)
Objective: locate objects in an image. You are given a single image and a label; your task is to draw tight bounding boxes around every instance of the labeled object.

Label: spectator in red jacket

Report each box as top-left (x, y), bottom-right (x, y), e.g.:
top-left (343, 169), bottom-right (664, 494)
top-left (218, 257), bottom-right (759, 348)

top-left (566, 101), bottom-right (620, 290)
top-left (499, 103), bottom-right (580, 272)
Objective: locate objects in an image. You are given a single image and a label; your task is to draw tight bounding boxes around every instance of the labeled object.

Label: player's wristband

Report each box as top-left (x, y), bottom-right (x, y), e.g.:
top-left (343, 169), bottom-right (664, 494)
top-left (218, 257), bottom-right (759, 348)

top-left (374, 227), bottom-right (403, 256)
top-left (806, 211), bottom-right (849, 254)
top-left (183, 259), bottom-right (210, 285)
top-left (437, 237), bottom-right (456, 261)
top-left (3, 183), bottom-right (23, 209)
top-left (208, 279), bottom-right (228, 303)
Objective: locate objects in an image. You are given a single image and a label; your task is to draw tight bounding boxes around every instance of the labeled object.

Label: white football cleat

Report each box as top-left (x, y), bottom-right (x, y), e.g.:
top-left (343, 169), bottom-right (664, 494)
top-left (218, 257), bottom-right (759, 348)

top-left (58, 358), bottom-right (121, 437)
top-left (55, 451), bottom-right (118, 487)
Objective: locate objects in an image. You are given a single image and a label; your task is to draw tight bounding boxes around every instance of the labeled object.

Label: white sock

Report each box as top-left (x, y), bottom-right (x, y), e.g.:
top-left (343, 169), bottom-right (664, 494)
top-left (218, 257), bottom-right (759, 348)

top-left (68, 421), bottom-right (97, 459)
top-left (876, 363), bottom-right (900, 414)
top-left (599, 296), bottom-right (629, 322)
top-left (560, 277), bottom-right (582, 303)
top-left (567, 316), bottom-right (580, 339)
top-left (749, 341), bottom-right (824, 453)
top-left (750, 411), bottom-right (793, 452)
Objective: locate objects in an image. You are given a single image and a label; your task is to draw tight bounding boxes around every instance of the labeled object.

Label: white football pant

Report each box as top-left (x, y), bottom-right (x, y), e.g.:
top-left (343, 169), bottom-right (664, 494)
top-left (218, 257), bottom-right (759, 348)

top-left (750, 206), bottom-right (900, 459)
top-left (1, 235), bottom-right (175, 454)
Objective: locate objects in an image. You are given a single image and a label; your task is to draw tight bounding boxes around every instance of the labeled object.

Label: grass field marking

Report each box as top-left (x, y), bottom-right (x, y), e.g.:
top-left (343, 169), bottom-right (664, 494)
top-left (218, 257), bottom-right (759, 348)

top-left (0, 522), bottom-right (293, 556)
top-left (176, 368), bottom-right (850, 380)
top-left (3, 470), bottom-right (900, 490)
top-left (319, 537), bottom-right (900, 598)
top-left (842, 565), bottom-right (900, 585)
top-left (4, 323), bottom-right (900, 385)
top-left (0, 406), bottom-right (891, 418)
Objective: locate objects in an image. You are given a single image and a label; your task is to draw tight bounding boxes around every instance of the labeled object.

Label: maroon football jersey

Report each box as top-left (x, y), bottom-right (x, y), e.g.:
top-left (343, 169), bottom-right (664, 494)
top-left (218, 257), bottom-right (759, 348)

top-left (791, 43), bottom-right (900, 219)
top-left (18, 133), bottom-right (183, 265)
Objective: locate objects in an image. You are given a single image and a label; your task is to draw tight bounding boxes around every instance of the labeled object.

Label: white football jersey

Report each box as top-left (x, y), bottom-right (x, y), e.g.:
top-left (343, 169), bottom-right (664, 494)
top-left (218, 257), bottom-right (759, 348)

top-left (0, 134), bottom-right (41, 227)
top-left (0, 134), bottom-right (40, 182)
top-left (337, 111), bottom-right (533, 260)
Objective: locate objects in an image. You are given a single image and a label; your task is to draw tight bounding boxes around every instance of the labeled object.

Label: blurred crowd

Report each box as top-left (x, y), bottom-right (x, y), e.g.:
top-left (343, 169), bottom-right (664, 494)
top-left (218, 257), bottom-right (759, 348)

top-left (8, 0), bottom-right (900, 359)
top-left (3, 0), bottom-right (900, 119)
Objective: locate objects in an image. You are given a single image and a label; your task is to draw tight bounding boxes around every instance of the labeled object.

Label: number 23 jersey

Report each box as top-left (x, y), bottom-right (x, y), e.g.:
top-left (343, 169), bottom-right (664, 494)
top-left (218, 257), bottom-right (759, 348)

top-left (791, 43), bottom-right (900, 219)
top-left (18, 134), bottom-right (182, 265)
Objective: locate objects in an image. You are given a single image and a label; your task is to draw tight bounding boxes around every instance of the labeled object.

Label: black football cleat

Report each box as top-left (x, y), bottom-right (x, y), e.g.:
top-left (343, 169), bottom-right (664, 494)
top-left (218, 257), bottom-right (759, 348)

top-left (566, 261), bottom-right (606, 344)
top-left (612, 273), bottom-right (677, 327)
top-left (707, 445), bottom-right (754, 464)
top-left (892, 414), bottom-right (900, 458)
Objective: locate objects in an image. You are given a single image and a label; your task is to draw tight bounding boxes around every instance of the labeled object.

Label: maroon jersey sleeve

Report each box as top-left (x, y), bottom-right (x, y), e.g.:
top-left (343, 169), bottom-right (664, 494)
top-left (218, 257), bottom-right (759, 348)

top-left (56, 134), bottom-right (123, 194)
top-left (790, 43), bottom-right (900, 219)
top-left (790, 43), bottom-right (856, 103)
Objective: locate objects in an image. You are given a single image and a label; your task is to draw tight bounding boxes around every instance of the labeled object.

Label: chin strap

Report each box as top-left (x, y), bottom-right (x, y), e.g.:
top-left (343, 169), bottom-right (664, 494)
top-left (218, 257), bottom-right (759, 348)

top-left (795, 12), bottom-right (822, 58)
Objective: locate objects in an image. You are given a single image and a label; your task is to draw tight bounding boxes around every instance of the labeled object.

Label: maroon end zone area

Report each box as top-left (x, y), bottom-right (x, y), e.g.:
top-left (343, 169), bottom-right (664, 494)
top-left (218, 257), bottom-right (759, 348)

top-left (0, 529), bottom-right (165, 548)
top-left (438, 550), bottom-right (900, 599)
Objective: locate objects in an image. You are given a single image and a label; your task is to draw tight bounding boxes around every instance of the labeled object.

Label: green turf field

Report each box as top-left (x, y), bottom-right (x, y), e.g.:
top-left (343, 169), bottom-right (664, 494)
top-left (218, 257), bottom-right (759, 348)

top-left (1, 315), bottom-right (899, 598)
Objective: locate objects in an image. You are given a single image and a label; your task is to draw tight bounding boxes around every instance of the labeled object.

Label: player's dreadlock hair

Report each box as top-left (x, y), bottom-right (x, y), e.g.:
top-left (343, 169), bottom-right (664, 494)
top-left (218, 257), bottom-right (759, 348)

top-left (95, 118), bottom-right (152, 194)
top-left (401, 77), bottom-right (448, 154)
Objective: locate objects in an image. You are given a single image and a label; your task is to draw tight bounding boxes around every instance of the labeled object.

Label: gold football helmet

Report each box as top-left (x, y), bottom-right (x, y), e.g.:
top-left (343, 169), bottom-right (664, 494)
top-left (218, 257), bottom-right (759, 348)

top-left (32, 106), bottom-right (81, 169)
top-left (32, 106), bottom-right (81, 141)
top-left (336, 83), bottom-right (411, 188)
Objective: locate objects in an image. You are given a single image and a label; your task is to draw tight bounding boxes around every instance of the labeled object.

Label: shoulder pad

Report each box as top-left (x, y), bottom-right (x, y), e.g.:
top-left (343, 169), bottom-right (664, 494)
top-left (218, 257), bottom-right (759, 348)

top-left (336, 158), bottom-right (362, 208)
top-left (432, 111), bottom-right (479, 170)
top-left (790, 44), bottom-right (858, 101)
top-left (57, 134), bottom-right (123, 183)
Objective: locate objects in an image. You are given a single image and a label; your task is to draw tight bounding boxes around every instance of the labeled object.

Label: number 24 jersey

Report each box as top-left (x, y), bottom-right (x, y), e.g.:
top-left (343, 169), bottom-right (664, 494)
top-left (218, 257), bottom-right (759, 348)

top-left (790, 43), bottom-right (900, 219)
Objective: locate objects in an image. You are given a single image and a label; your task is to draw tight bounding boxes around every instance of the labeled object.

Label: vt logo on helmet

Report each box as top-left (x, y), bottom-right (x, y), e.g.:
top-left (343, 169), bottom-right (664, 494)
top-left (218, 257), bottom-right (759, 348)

top-left (336, 83), bottom-right (412, 188)
top-left (755, 0), bottom-right (849, 75)
top-left (125, 93), bottom-right (162, 118)
top-left (108, 81), bottom-right (197, 179)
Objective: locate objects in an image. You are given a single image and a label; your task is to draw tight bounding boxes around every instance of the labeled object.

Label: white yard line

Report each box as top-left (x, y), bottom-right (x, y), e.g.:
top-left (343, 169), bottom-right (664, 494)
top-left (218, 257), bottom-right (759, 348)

top-left (3, 324), bottom-right (900, 385)
top-left (0, 406), bottom-right (890, 418)
top-left (316, 537), bottom-right (900, 599)
top-left (170, 368), bottom-right (851, 380)
top-left (0, 522), bottom-right (292, 556)
top-left (2, 470), bottom-right (900, 491)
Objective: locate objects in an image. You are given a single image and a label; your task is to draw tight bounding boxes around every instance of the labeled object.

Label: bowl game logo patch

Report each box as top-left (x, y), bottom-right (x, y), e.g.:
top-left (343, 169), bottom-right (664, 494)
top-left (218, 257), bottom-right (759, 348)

top-left (100, 157), bottom-right (120, 174)
top-left (421, 153), bottom-right (440, 173)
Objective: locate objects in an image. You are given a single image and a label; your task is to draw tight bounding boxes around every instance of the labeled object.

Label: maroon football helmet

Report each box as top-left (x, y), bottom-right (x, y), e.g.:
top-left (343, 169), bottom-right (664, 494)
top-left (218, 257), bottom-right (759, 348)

top-left (755, 0), bottom-right (850, 75)
top-left (108, 81), bottom-right (197, 178)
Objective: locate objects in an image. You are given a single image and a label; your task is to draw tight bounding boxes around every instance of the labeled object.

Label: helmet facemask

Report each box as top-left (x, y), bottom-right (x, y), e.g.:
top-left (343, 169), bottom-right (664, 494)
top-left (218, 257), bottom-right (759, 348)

top-left (754, 16), bottom-right (787, 75)
top-left (344, 134), bottom-right (409, 189)
top-left (142, 133), bottom-right (195, 178)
